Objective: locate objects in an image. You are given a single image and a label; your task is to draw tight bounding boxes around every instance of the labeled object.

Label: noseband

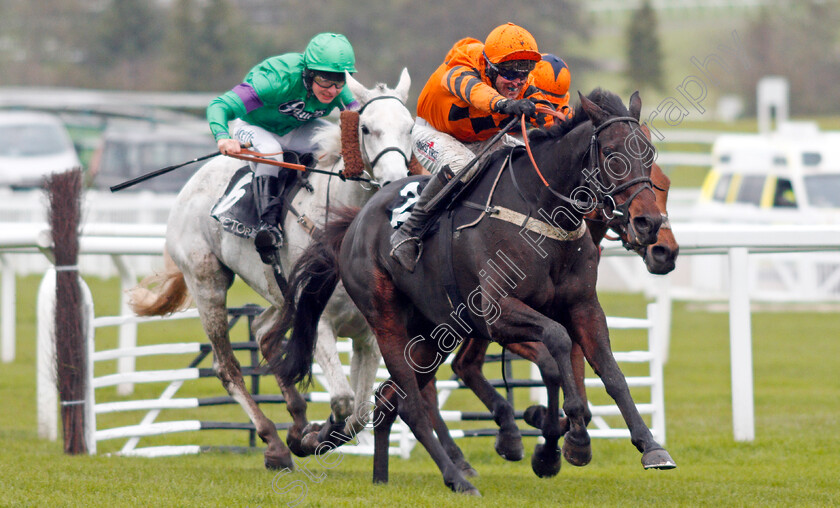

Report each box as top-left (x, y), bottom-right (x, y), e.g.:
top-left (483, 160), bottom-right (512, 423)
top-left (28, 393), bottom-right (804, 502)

top-left (357, 95), bottom-right (412, 173)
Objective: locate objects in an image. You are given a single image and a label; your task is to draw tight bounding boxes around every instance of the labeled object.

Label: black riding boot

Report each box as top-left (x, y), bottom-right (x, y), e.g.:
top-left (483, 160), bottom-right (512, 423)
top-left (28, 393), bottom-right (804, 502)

top-left (389, 170), bottom-right (449, 272)
top-left (252, 173), bottom-right (284, 264)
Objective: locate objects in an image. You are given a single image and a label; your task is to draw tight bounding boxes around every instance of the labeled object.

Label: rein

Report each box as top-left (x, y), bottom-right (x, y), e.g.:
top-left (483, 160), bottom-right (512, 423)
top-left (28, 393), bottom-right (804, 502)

top-left (519, 109), bottom-right (655, 225)
top-left (227, 149), bottom-right (373, 182)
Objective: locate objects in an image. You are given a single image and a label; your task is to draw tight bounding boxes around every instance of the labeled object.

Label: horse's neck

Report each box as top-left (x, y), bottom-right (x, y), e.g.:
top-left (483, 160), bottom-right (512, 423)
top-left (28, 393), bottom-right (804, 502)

top-left (527, 127), bottom-right (591, 229)
top-left (301, 162), bottom-right (373, 217)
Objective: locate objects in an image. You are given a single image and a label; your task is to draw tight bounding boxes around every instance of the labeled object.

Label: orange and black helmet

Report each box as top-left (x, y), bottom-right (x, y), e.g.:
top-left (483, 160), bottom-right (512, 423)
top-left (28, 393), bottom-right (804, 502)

top-left (532, 54), bottom-right (571, 103)
top-left (483, 23), bottom-right (541, 64)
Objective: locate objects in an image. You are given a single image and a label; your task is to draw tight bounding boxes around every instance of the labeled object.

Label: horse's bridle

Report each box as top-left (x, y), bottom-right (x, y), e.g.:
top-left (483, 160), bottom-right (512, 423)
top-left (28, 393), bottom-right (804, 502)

top-left (356, 95), bottom-right (412, 184)
top-left (580, 116), bottom-right (656, 227)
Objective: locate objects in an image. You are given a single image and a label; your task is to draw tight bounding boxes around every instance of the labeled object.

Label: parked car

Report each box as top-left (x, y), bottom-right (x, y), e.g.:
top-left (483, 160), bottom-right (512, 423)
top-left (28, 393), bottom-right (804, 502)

top-left (0, 111), bottom-right (82, 188)
top-left (694, 122), bottom-right (840, 224)
top-left (89, 123), bottom-right (217, 193)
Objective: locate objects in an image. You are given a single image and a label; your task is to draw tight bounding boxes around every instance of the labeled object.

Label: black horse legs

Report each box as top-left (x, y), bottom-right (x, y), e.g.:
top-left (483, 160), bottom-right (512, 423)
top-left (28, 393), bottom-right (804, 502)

top-left (487, 297), bottom-right (592, 476)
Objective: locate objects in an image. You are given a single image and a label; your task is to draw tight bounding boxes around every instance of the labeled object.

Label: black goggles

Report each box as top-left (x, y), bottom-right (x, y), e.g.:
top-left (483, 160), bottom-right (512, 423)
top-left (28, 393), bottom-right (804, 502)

top-left (488, 59), bottom-right (536, 81)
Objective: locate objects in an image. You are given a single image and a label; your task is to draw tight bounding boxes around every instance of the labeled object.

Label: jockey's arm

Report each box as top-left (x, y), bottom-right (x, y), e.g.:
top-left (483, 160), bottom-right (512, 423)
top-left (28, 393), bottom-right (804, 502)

top-left (207, 89), bottom-right (250, 154)
top-left (442, 65), bottom-right (506, 114)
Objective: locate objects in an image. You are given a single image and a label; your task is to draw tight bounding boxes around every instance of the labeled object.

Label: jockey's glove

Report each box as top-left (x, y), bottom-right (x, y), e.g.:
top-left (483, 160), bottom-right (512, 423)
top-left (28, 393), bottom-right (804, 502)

top-left (494, 99), bottom-right (537, 119)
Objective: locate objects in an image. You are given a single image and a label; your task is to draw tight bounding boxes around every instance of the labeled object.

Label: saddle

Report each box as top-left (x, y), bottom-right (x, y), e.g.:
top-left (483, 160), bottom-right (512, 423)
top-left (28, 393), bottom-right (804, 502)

top-left (211, 152), bottom-right (315, 239)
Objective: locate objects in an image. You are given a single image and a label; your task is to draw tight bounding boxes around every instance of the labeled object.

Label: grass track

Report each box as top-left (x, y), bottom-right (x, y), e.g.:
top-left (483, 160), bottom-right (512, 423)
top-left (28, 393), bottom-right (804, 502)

top-left (1, 275), bottom-right (839, 507)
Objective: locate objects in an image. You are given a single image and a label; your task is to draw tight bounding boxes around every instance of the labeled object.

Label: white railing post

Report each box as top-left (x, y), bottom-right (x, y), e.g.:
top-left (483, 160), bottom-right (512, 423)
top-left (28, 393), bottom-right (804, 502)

top-left (653, 276), bottom-right (673, 364)
top-left (112, 255), bottom-right (137, 396)
top-left (81, 277), bottom-right (96, 455)
top-left (1, 254), bottom-right (15, 363)
top-left (648, 303), bottom-right (666, 445)
top-left (728, 247), bottom-right (755, 442)
top-left (36, 269), bottom-right (58, 441)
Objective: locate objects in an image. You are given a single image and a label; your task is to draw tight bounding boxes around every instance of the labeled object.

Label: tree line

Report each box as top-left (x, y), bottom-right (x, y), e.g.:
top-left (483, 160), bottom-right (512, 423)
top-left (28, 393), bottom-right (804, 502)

top-left (1, 0), bottom-right (837, 116)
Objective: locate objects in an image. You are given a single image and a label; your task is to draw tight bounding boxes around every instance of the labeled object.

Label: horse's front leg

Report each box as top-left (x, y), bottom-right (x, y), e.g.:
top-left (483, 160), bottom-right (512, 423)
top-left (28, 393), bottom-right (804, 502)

top-left (489, 296), bottom-right (590, 478)
top-left (452, 337), bottom-right (523, 461)
top-left (200, 308), bottom-right (292, 470)
top-left (569, 300), bottom-right (676, 470)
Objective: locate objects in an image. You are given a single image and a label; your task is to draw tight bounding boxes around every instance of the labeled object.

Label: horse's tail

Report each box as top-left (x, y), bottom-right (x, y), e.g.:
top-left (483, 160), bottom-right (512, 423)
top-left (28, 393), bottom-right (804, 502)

top-left (265, 206), bottom-right (361, 387)
top-left (128, 249), bottom-right (192, 316)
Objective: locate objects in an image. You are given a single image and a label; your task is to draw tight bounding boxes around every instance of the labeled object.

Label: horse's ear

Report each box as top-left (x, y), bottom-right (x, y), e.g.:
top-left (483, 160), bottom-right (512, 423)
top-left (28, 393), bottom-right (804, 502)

top-left (629, 91), bottom-right (642, 120)
top-left (578, 90), bottom-right (608, 126)
top-left (394, 67), bottom-right (411, 103)
top-left (346, 71), bottom-right (370, 104)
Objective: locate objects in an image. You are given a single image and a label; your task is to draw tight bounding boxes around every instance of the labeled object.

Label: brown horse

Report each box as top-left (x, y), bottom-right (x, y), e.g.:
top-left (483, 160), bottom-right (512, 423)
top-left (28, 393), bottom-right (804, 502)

top-left (272, 89), bottom-right (675, 495)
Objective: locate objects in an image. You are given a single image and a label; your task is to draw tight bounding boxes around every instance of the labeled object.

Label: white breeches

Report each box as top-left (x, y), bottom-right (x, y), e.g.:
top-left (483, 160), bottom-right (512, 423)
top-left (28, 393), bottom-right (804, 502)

top-left (230, 118), bottom-right (330, 177)
top-left (410, 117), bottom-right (523, 176)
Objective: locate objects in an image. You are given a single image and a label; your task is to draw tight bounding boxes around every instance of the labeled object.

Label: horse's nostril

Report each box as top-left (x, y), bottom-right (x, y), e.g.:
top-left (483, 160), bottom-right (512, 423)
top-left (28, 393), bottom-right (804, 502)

top-left (651, 245), bottom-right (670, 262)
top-left (633, 217), bottom-right (653, 234)
top-left (382, 180), bottom-right (392, 187)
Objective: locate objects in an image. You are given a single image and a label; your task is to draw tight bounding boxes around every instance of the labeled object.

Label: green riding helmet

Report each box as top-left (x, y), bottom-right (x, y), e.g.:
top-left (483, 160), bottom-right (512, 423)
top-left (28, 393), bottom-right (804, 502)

top-left (303, 33), bottom-right (357, 73)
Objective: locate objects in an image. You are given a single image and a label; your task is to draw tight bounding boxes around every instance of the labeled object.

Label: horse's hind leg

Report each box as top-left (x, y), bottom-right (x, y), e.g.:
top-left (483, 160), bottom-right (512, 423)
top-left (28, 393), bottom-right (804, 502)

top-left (259, 341), bottom-right (310, 458)
top-left (187, 269), bottom-right (292, 470)
top-left (452, 337), bottom-right (523, 461)
top-left (569, 300), bottom-right (676, 470)
top-left (314, 319), bottom-right (355, 423)
top-left (372, 378), bottom-right (402, 484)
top-left (344, 331), bottom-right (381, 435)
top-left (420, 381), bottom-right (478, 477)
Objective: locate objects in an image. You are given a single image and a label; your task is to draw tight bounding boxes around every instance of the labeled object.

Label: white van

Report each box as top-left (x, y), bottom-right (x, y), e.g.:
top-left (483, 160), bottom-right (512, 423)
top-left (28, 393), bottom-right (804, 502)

top-left (0, 111), bottom-right (82, 188)
top-left (695, 122), bottom-right (840, 224)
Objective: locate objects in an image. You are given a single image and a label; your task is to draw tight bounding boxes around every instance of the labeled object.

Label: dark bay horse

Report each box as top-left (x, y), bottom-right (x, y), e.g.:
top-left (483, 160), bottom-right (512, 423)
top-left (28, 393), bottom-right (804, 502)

top-left (273, 89), bottom-right (675, 494)
top-left (448, 157), bottom-right (679, 463)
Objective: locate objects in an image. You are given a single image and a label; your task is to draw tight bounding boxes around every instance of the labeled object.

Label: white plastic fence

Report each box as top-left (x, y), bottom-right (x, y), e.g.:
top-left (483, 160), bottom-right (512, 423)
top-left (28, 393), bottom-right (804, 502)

top-left (74, 299), bottom-right (665, 459)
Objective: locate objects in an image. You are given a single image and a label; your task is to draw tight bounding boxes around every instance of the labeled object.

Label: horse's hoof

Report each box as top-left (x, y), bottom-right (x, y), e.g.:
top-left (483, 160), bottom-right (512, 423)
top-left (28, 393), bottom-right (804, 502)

top-left (531, 443), bottom-right (562, 478)
top-left (299, 431), bottom-right (321, 455)
top-left (523, 405), bottom-right (547, 429)
top-left (642, 448), bottom-right (677, 470)
top-left (494, 429), bottom-right (524, 461)
top-left (330, 395), bottom-right (354, 423)
top-left (286, 435), bottom-right (308, 458)
top-left (286, 429), bottom-right (309, 458)
top-left (458, 461), bottom-right (479, 478)
top-left (448, 479), bottom-right (481, 496)
top-left (301, 422), bottom-right (322, 436)
top-left (562, 432), bottom-right (592, 467)
top-left (264, 448), bottom-right (294, 470)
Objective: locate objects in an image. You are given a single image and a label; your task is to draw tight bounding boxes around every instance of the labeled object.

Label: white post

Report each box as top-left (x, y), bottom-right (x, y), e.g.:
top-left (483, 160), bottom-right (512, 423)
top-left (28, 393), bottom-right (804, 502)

top-left (648, 303), bottom-right (666, 445)
top-left (728, 248), bottom-right (755, 442)
top-left (81, 277), bottom-right (96, 455)
top-left (1, 254), bottom-right (15, 363)
top-left (36, 269), bottom-right (58, 441)
top-left (653, 276), bottom-right (673, 364)
top-left (112, 255), bottom-right (137, 396)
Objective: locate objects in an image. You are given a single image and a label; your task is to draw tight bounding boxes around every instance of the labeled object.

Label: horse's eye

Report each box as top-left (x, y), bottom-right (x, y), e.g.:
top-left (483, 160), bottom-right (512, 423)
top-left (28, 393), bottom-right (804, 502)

top-left (361, 125), bottom-right (370, 135)
top-left (602, 147), bottom-right (613, 156)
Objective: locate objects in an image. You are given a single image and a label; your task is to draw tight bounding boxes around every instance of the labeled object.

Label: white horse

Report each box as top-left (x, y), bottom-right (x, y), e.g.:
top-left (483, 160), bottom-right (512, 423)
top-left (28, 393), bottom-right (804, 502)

top-left (129, 70), bottom-right (415, 470)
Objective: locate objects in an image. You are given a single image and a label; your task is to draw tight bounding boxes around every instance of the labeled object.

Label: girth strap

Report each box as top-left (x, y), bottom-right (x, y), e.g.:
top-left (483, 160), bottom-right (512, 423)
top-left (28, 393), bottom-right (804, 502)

top-left (489, 207), bottom-right (588, 242)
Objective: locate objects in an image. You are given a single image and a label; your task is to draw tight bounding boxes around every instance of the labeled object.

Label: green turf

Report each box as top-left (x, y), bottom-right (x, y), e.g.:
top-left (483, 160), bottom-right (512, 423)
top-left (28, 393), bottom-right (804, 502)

top-left (1, 274), bottom-right (839, 507)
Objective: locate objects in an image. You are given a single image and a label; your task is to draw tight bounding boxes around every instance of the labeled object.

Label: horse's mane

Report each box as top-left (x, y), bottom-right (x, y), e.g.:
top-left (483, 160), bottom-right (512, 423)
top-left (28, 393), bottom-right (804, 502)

top-left (312, 122), bottom-right (342, 166)
top-left (528, 88), bottom-right (630, 145)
